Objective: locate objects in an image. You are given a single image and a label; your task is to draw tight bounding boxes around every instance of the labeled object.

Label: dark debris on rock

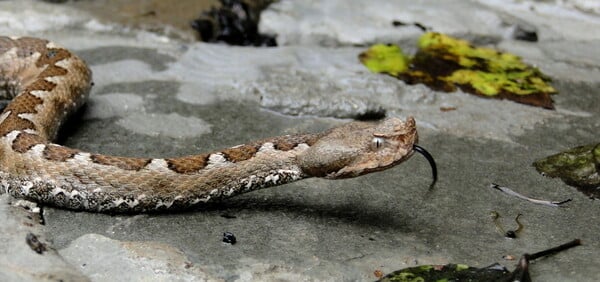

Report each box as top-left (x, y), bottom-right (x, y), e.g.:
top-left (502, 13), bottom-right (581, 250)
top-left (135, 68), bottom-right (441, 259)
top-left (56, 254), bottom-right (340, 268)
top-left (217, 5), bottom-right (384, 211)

top-left (191, 0), bottom-right (277, 47)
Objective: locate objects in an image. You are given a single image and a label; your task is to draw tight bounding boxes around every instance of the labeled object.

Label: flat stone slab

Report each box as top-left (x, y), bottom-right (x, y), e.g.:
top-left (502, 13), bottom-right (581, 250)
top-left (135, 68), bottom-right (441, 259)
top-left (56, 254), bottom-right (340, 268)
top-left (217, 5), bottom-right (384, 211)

top-left (0, 0), bottom-right (599, 281)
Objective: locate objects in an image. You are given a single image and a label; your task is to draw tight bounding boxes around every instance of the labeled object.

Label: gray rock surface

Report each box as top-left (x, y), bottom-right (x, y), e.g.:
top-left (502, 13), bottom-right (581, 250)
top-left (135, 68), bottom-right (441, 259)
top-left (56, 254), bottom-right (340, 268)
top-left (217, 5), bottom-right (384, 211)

top-left (0, 196), bottom-right (88, 282)
top-left (0, 0), bottom-right (599, 281)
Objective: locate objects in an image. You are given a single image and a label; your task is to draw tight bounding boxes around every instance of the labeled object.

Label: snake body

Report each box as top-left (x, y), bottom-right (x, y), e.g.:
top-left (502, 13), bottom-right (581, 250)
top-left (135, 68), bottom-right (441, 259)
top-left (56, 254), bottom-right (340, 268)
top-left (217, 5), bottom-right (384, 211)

top-left (0, 36), bottom-right (423, 213)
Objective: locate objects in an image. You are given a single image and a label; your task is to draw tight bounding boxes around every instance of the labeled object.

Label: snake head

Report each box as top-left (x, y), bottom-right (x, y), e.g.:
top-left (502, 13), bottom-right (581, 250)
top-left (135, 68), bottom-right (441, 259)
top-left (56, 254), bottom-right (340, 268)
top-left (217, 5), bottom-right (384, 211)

top-left (299, 117), bottom-right (418, 179)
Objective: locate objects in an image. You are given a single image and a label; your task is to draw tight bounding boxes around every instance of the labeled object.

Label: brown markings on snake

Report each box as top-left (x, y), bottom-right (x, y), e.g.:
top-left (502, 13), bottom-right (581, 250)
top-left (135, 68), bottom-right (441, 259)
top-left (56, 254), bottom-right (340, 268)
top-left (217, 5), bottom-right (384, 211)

top-left (273, 140), bottom-right (296, 151)
top-left (302, 134), bottom-right (321, 146)
top-left (43, 144), bottom-right (79, 162)
top-left (0, 111), bottom-right (36, 136)
top-left (221, 144), bottom-right (259, 163)
top-left (35, 45), bottom-right (72, 68)
top-left (0, 91), bottom-right (45, 136)
top-left (273, 134), bottom-right (322, 151)
top-left (40, 62), bottom-right (69, 78)
top-left (90, 154), bottom-right (152, 171)
top-left (11, 132), bottom-right (45, 153)
top-left (24, 79), bottom-right (57, 96)
top-left (0, 41), bottom-right (70, 137)
top-left (166, 154), bottom-right (210, 174)
top-left (219, 134), bottom-right (323, 162)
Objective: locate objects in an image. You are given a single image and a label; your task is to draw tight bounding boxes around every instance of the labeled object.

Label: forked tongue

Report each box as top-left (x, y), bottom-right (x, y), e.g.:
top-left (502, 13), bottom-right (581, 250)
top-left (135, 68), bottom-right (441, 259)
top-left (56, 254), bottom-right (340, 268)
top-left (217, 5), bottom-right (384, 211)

top-left (412, 145), bottom-right (437, 189)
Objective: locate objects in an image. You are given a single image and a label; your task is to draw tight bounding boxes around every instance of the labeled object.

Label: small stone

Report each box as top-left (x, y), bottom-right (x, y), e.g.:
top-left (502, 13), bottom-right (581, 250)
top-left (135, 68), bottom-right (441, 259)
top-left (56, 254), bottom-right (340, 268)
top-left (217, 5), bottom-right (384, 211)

top-left (222, 232), bottom-right (237, 245)
top-left (512, 23), bottom-right (538, 42)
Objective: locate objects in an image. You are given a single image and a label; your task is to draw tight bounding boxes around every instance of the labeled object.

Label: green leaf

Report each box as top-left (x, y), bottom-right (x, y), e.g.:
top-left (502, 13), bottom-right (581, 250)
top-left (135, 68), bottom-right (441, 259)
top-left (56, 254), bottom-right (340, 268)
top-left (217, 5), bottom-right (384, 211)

top-left (358, 44), bottom-right (409, 76)
top-left (359, 33), bottom-right (557, 108)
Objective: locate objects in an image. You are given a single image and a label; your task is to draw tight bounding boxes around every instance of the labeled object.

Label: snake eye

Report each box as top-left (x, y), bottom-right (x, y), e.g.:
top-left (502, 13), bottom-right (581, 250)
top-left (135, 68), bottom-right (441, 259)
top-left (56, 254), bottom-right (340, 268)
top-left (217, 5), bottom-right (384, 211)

top-left (371, 137), bottom-right (385, 150)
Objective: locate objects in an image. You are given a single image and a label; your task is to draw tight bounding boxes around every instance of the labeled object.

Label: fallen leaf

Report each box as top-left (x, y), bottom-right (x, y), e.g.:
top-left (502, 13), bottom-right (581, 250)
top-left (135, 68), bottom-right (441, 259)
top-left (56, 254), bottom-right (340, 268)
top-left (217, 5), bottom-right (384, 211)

top-left (533, 143), bottom-right (600, 199)
top-left (359, 44), bottom-right (409, 76)
top-left (359, 32), bottom-right (557, 109)
top-left (377, 239), bottom-right (581, 282)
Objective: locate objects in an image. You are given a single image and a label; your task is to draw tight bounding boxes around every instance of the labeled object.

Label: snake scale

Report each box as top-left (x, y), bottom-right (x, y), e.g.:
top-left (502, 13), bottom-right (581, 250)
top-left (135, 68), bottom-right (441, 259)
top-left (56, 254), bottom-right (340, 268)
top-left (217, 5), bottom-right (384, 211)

top-left (0, 36), bottom-right (436, 213)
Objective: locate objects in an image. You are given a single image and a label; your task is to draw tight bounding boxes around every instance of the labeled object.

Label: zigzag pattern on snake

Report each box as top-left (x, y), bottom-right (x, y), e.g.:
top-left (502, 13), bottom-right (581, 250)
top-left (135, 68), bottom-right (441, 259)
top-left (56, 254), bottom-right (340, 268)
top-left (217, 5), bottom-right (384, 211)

top-left (0, 36), bottom-right (435, 213)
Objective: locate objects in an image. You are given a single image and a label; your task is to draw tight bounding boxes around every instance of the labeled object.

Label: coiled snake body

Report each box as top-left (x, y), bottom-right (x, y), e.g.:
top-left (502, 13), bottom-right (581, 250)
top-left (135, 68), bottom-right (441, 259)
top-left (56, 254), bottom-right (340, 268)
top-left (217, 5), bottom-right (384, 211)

top-left (0, 36), bottom-right (435, 213)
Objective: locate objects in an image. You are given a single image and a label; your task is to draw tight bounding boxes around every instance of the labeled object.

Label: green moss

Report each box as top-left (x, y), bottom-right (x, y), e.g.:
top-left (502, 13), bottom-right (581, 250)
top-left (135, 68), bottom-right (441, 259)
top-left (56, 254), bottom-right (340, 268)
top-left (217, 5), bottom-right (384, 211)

top-left (359, 32), bottom-right (557, 108)
top-left (442, 70), bottom-right (500, 96)
top-left (533, 143), bottom-right (600, 198)
top-left (379, 264), bottom-right (508, 282)
top-left (378, 241), bottom-right (580, 282)
top-left (455, 264), bottom-right (470, 271)
top-left (358, 44), bottom-right (409, 76)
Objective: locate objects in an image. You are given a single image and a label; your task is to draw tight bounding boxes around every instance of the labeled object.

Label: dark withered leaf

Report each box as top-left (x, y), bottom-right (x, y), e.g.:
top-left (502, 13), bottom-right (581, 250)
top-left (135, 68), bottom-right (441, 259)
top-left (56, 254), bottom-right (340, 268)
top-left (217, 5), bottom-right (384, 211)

top-left (377, 263), bottom-right (509, 282)
top-left (377, 239), bottom-right (581, 282)
top-left (533, 143), bottom-right (600, 199)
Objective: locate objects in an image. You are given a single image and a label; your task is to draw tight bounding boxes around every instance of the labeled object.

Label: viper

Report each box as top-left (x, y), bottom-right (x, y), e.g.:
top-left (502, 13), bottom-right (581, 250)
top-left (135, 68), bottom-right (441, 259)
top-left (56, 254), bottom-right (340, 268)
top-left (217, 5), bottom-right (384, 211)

top-left (0, 36), bottom-right (436, 213)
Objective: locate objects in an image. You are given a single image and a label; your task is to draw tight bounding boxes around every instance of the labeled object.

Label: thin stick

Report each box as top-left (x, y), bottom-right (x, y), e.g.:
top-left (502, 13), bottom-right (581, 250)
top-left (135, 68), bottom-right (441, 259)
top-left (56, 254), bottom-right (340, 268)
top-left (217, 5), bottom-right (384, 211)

top-left (526, 239), bottom-right (582, 261)
top-left (489, 183), bottom-right (571, 207)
